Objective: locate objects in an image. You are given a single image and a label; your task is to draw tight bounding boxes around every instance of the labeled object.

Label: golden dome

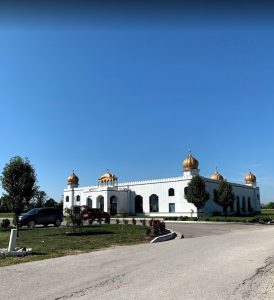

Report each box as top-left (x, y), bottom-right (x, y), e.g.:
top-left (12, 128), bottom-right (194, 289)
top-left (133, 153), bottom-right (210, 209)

top-left (98, 172), bottom-right (117, 182)
top-left (210, 170), bottom-right (224, 181)
top-left (67, 172), bottom-right (79, 185)
top-left (245, 171), bottom-right (256, 183)
top-left (183, 152), bottom-right (199, 170)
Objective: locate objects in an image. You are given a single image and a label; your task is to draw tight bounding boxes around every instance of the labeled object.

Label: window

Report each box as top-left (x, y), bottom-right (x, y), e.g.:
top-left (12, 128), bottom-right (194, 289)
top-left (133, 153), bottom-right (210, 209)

top-left (149, 194), bottom-right (159, 212)
top-left (168, 188), bottom-right (175, 196)
top-left (169, 203), bottom-right (175, 213)
top-left (236, 196), bottom-right (240, 214)
top-left (135, 195), bottom-right (143, 213)
top-left (214, 189), bottom-right (218, 201)
top-left (184, 187), bottom-right (188, 199)
top-left (87, 197), bottom-right (92, 208)
top-left (248, 197), bottom-right (253, 212)
top-left (66, 196), bottom-right (69, 202)
top-left (230, 200), bottom-right (234, 212)
top-left (76, 195), bottom-right (80, 202)
top-left (242, 197), bottom-right (246, 212)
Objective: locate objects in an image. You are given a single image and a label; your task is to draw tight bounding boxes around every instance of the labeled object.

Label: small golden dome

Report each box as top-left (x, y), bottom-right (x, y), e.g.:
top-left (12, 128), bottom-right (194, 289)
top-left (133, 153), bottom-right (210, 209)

top-left (67, 172), bottom-right (79, 185)
top-left (183, 152), bottom-right (199, 170)
top-left (211, 170), bottom-right (224, 181)
top-left (98, 171), bottom-right (117, 182)
top-left (245, 171), bottom-right (256, 183)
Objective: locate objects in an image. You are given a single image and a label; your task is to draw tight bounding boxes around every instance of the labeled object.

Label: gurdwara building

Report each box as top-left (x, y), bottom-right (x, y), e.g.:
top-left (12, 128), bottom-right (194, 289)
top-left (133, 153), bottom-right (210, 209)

top-left (63, 153), bottom-right (261, 217)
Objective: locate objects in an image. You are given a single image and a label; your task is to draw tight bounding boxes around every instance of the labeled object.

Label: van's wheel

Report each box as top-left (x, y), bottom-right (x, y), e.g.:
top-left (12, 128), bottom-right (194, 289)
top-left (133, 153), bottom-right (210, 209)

top-left (54, 219), bottom-right (61, 227)
top-left (28, 220), bottom-right (36, 229)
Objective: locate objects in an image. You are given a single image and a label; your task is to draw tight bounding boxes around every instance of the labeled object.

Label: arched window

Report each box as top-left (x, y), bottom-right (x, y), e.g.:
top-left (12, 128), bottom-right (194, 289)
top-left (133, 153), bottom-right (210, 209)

top-left (87, 197), bottom-right (92, 208)
top-left (184, 187), bottom-right (188, 199)
top-left (214, 189), bottom-right (218, 201)
top-left (97, 196), bottom-right (104, 210)
top-left (110, 196), bottom-right (118, 216)
top-left (242, 197), bottom-right (246, 212)
top-left (76, 195), bottom-right (80, 202)
top-left (149, 194), bottom-right (159, 212)
top-left (168, 188), bottom-right (175, 197)
top-left (135, 195), bottom-right (143, 213)
top-left (66, 196), bottom-right (69, 202)
top-left (248, 197), bottom-right (253, 212)
top-left (236, 196), bottom-right (240, 214)
top-left (230, 200), bottom-right (234, 213)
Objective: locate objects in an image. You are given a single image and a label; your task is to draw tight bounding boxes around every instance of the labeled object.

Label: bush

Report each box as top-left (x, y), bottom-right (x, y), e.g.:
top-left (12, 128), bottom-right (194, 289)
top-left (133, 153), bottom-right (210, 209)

top-left (193, 217), bottom-right (198, 221)
top-left (140, 219), bottom-right (146, 226)
top-left (123, 219), bottom-right (129, 225)
top-left (1, 218), bottom-right (10, 228)
top-left (116, 219), bottom-right (120, 224)
top-left (132, 218), bottom-right (136, 225)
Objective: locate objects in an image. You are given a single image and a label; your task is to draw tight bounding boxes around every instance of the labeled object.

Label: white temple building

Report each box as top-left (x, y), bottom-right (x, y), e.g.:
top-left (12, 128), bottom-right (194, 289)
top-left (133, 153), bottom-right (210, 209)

top-left (63, 153), bottom-right (261, 217)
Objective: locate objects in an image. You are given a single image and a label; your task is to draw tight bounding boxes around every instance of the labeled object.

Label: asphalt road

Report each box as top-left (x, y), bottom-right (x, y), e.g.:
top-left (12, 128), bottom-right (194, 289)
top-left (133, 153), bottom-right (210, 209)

top-left (166, 222), bottom-right (265, 238)
top-left (1, 223), bottom-right (274, 299)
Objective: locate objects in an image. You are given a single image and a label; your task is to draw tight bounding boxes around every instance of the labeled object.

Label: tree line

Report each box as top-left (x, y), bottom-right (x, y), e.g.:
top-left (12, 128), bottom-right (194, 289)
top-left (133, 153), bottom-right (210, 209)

top-left (0, 156), bottom-right (62, 231)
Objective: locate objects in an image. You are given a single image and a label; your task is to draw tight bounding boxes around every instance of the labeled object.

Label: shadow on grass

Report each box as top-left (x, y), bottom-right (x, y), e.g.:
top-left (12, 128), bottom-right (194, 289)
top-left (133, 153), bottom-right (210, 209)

top-left (64, 231), bottom-right (114, 236)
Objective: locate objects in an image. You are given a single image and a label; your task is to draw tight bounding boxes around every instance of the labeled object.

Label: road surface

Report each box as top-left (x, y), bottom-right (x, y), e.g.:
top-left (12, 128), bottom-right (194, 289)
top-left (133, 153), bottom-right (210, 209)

top-left (1, 224), bottom-right (274, 299)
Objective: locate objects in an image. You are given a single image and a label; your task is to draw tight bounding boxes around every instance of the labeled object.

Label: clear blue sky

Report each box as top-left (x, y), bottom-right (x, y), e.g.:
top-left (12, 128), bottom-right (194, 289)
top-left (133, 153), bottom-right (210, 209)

top-left (0, 5), bottom-right (274, 203)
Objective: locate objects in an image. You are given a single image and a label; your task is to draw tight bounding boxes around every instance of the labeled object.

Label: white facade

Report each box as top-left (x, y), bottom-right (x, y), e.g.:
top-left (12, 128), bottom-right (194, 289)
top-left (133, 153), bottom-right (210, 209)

top-left (63, 155), bottom-right (261, 217)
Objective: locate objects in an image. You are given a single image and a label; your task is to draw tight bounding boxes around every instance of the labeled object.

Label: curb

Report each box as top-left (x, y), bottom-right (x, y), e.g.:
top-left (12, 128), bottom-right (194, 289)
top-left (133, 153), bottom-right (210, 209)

top-left (150, 230), bottom-right (177, 243)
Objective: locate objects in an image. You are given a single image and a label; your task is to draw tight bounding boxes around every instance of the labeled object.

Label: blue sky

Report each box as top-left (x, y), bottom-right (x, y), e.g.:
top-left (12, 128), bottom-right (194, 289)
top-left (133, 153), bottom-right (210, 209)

top-left (0, 14), bottom-right (274, 203)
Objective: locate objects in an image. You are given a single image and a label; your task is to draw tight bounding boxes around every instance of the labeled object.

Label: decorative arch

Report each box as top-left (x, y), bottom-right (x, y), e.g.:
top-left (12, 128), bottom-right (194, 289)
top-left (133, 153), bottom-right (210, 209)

top-left (168, 188), bottom-right (175, 197)
top-left (149, 194), bottom-right (159, 212)
top-left (135, 195), bottom-right (143, 213)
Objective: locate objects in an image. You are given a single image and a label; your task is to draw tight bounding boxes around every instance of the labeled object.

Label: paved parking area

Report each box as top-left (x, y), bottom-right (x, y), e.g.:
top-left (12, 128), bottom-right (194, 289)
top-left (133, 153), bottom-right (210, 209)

top-left (166, 222), bottom-right (265, 238)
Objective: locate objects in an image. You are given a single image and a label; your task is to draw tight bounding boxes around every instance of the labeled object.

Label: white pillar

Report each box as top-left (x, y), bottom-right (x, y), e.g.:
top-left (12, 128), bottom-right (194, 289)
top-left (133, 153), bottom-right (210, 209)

top-left (8, 229), bottom-right (17, 252)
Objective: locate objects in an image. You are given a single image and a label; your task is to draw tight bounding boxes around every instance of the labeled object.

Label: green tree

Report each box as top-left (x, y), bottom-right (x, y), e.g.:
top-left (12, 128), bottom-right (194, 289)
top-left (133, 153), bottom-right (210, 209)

top-left (45, 198), bottom-right (57, 207)
top-left (185, 175), bottom-right (209, 218)
top-left (215, 180), bottom-right (235, 215)
top-left (0, 156), bottom-right (37, 232)
top-left (0, 194), bottom-right (11, 212)
top-left (31, 190), bottom-right (47, 208)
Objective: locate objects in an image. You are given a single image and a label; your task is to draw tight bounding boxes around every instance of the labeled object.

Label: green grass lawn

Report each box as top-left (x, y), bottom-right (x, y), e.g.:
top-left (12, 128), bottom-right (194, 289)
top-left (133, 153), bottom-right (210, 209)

top-left (261, 209), bottom-right (274, 215)
top-left (0, 224), bottom-right (149, 267)
top-left (0, 212), bottom-right (13, 218)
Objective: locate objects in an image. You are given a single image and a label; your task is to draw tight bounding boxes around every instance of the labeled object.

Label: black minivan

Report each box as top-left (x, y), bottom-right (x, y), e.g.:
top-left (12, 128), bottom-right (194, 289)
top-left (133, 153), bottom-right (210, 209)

top-left (18, 208), bottom-right (63, 228)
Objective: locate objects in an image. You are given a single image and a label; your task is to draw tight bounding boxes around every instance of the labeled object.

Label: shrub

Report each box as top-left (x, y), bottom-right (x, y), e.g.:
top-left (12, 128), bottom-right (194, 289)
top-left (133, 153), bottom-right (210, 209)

top-left (116, 219), bottom-right (120, 224)
top-left (193, 217), bottom-right (198, 221)
top-left (151, 220), bottom-right (166, 236)
top-left (123, 219), bottom-right (129, 225)
top-left (140, 219), bottom-right (146, 226)
top-left (1, 218), bottom-right (10, 228)
top-left (132, 218), bottom-right (136, 225)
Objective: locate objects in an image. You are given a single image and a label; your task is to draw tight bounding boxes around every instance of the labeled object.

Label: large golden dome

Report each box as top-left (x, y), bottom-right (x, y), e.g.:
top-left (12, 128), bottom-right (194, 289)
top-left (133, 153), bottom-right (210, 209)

top-left (211, 169), bottom-right (224, 181)
top-left (67, 172), bottom-right (79, 185)
top-left (245, 171), bottom-right (256, 183)
top-left (183, 152), bottom-right (199, 170)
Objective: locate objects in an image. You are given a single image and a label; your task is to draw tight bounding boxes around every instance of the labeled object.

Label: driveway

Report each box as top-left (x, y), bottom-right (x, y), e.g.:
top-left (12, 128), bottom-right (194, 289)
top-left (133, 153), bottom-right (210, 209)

top-left (1, 224), bottom-right (274, 299)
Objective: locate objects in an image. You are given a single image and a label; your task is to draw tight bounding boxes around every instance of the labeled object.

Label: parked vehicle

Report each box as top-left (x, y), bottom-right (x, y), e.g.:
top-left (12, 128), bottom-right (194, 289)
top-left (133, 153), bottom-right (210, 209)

top-left (80, 206), bottom-right (110, 224)
top-left (18, 208), bottom-right (63, 228)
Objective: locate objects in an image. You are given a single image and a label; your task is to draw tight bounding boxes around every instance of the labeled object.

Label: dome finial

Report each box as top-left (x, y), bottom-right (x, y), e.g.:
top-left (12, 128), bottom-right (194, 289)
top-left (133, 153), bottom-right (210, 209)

top-left (183, 151), bottom-right (199, 170)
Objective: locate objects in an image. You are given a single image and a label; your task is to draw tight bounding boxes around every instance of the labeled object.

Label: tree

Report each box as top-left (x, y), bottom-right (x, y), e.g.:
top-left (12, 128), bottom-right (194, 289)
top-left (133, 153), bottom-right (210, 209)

top-left (185, 175), bottom-right (209, 218)
top-left (0, 156), bottom-right (37, 233)
top-left (31, 190), bottom-right (47, 208)
top-left (215, 180), bottom-right (235, 215)
top-left (45, 198), bottom-right (57, 207)
top-left (0, 194), bottom-right (11, 212)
